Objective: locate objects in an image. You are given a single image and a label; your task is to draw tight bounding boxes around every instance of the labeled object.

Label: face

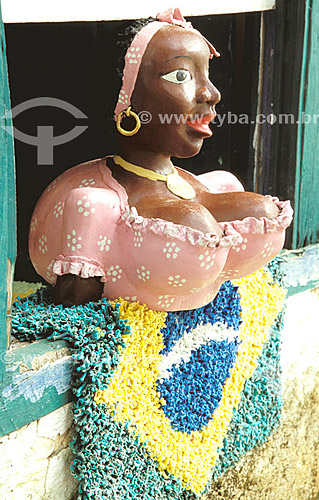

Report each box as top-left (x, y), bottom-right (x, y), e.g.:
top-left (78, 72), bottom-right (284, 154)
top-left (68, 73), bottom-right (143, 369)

top-left (129, 26), bottom-right (221, 158)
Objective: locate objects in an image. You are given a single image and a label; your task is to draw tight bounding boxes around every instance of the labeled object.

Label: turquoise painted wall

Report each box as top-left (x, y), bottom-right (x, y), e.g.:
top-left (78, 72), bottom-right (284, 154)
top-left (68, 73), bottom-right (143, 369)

top-left (294, 0), bottom-right (319, 248)
top-left (0, 2), bottom-right (16, 381)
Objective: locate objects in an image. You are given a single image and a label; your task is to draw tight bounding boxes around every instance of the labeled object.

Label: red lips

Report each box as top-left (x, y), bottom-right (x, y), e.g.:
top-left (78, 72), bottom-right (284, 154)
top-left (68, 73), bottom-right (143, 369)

top-left (186, 112), bottom-right (215, 136)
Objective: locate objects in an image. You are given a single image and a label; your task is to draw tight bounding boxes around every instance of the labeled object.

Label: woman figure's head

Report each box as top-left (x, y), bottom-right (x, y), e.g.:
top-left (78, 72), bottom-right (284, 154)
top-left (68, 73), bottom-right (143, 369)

top-left (115, 8), bottom-right (221, 159)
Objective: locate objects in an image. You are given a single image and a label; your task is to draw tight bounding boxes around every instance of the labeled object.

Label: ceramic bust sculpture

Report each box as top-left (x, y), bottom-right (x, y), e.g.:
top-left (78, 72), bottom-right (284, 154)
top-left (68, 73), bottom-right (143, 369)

top-left (28, 8), bottom-right (293, 311)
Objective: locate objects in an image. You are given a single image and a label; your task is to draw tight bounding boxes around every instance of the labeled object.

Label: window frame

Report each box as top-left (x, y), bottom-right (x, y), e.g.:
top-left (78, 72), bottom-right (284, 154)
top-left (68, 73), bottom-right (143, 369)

top-left (254, 0), bottom-right (319, 249)
top-left (1, 0), bottom-right (319, 437)
top-left (1, 0), bottom-right (276, 24)
top-left (0, 1), bottom-right (16, 383)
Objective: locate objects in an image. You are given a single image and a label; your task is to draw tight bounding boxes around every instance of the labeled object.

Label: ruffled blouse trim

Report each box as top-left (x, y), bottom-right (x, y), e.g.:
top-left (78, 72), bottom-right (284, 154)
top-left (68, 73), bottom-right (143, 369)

top-left (122, 207), bottom-right (243, 249)
top-left (48, 255), bottom-right (107, 282)
top-left (219, 197), bottom-right (293, 235)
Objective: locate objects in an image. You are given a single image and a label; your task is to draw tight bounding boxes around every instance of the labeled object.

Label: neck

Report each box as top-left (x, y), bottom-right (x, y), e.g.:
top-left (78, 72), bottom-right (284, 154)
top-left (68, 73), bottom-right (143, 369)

top-left (116, 146), bottom-right (174, 176)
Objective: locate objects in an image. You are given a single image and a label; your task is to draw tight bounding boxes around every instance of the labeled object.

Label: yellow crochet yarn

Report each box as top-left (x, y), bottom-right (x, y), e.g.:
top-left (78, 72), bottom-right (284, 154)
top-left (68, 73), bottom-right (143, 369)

top-left (94, 269), bottom-right (285, 494)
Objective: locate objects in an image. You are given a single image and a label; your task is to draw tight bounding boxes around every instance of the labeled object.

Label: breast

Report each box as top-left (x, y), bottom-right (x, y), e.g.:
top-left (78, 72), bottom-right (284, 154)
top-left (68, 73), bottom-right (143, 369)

top-left (29, 160), bottom-right (292, 313)
top-left (101, 207), bottom-right (240, 311)
top-left (28, 159), bottom-right (244, 311)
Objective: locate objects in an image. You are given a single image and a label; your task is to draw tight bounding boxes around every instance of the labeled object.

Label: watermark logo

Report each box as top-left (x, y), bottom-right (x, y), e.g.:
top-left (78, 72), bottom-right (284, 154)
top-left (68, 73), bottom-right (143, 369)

top-left (138, 110), bottom-right (152, 124)
top-left (137, 111), bottom-right (319, 127)
top-left (6, 97), bottom-right (88, 165)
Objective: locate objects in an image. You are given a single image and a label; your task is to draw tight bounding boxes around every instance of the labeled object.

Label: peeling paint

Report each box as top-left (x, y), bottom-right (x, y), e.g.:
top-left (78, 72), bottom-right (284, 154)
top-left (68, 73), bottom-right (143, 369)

top-left (280, 245), bottom-right (319, 290)
top-left (2, 357), bottom-right (72, 404)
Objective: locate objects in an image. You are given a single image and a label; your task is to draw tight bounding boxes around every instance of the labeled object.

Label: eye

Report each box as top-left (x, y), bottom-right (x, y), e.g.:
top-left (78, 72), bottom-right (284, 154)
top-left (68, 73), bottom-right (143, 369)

top-left (161, 69), bottom-right (192, 84)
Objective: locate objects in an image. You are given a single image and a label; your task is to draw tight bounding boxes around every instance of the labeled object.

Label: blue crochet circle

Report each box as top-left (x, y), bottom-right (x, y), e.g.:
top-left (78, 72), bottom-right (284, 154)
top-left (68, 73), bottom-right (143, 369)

top-left (157, 337), bottom-right (239, 434)
top-left (157, 281), bottom-right (242, 434)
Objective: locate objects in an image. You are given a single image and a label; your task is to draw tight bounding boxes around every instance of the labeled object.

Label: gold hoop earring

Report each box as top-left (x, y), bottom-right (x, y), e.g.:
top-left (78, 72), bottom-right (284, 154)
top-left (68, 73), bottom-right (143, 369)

top-left (116, 106), bottom-right (141, 136)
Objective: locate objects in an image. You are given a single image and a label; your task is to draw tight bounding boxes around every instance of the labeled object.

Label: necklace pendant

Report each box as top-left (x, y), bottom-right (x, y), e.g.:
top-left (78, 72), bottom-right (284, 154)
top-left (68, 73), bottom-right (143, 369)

top-left (166, 173), bottom-right (196, 200)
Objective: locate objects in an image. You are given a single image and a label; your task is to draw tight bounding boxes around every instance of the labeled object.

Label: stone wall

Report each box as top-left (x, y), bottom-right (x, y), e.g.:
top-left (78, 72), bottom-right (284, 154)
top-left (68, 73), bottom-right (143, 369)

top-left (0, 403), bottom-right (78, 500)
top-left (207, 288), bottom-right (319, 500)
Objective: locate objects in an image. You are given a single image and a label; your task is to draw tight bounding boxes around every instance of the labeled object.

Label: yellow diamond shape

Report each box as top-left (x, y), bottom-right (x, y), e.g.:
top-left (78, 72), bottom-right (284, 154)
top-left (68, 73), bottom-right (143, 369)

top-left (94, 268), bottom-right (286, 494)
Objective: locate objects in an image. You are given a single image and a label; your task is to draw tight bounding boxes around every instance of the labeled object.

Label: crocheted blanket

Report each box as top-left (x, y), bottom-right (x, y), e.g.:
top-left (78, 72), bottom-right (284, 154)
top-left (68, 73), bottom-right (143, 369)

top-left (11, 265), bottom-right (286, 499)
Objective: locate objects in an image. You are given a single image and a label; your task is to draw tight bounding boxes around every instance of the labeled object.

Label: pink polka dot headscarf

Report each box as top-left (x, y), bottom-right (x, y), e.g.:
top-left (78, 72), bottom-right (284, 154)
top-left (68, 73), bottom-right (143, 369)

top-left (114, 7), bottom-right (220, 120)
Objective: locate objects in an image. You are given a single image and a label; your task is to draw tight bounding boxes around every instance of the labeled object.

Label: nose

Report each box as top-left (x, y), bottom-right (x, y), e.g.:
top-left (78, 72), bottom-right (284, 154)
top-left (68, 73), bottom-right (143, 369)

top-left (196, 81), bottom-right (221, 106)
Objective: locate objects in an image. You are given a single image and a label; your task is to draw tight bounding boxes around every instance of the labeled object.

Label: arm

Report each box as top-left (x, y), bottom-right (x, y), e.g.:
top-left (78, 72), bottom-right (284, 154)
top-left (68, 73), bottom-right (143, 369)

top-left (53, 274), bottom-right (103, 307)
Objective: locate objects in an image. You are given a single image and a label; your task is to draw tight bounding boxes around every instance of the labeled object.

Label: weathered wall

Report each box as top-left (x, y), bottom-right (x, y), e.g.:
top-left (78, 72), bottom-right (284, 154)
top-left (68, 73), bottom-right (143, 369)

top-left (0, 403), bottom-right (78, 500)
top-left (1, 288), bottom-right (318, 500)
top-left (207, 288), bottom-right (319, 500)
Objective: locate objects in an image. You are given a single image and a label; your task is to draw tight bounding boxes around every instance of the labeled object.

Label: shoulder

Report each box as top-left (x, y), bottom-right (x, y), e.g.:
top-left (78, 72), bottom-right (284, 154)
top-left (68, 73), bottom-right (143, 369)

top-left (53, 157), bottom-right (107, 184)
top-left (33, 157), bottom-right (123, 218)
top-left (175, 166), bottom-right (245, 195)
top-left (196, 170), bottom-right (245, 193)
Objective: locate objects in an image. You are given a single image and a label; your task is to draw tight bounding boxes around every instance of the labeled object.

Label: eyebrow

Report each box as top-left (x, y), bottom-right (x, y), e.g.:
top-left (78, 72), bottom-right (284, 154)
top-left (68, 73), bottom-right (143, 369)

top-left (164, 55), bottom-right (194, 63)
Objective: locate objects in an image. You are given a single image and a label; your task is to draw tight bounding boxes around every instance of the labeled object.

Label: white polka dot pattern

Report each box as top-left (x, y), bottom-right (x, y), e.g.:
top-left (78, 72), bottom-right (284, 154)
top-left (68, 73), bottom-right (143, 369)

top-left (47, 176), bottom-right (60, 193)
top-left (137, 266), bottom-right (150, 282)
top-left (235, 238), bottom-right (248, 253)
top-left (123, 296), bottom-right (138, 302)
top-left (261, 242), bottom-right (275, 258)
top-left (218, 269), bottom-right (240, 279)
top-left (158, 295), bottom-right (175, 308)
top-left (134, 230), bottom-right (143, 248)
top-left (45, 271), bottom-right (55, 284)
top-left (38, 234), bottom-right (48, 254)
top-left (30, 216), bottom-right (38, 233)
top-left (199, 250), bottom-right (216, 270)
top-left (168, 275), bottom-right (187, 287)
top-left (78, 178), bottom-right (96, 188)
top-left (53, 201), bottom-right (64, 218)
top-left (67, 229), bottom-right (82, 251)
top-left (77, 195), bottom-right (96, 216)
top-left (118, 90), bottom-right (129, 106)
top-left (162, 242), bottom-right (181, 259)
top-left (97, 236), bottom-right (111, 252)
top-left (127, 47), bottom-right (141, 64)
top-left (107, 265), bottom-right (123, 283)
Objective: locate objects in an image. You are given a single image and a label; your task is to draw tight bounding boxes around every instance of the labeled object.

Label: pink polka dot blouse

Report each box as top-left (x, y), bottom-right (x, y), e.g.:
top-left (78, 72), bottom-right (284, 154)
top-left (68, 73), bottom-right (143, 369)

top-left (28, 157), bottom-right (293, 311)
